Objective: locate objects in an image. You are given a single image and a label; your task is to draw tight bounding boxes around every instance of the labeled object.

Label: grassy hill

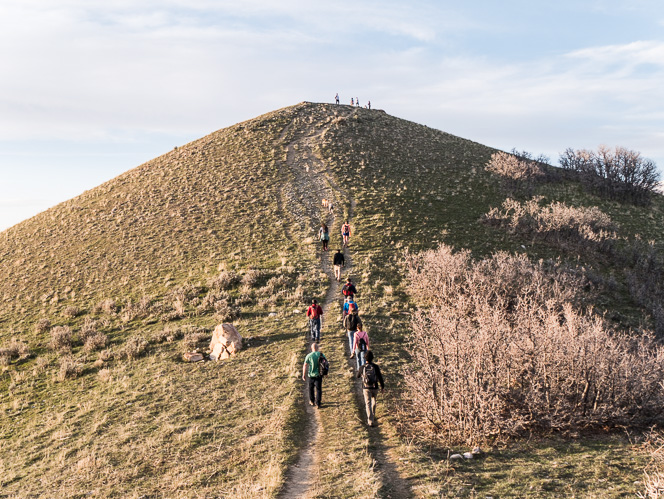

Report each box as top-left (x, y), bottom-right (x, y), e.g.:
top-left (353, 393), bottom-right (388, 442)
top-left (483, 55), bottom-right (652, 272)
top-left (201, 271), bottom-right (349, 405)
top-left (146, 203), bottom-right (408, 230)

top-left (1, 102), bottom-right (662, 497)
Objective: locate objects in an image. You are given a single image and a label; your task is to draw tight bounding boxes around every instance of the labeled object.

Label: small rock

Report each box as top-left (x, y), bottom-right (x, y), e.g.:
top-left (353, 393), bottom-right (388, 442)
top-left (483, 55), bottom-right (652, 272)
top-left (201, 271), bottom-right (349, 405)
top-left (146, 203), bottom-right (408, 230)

top-left (449, 454), bottom-right (464, 461)
top-left (294, 309), bottom-right (301, 314)
top-left (268, 312), bottom-right (277, 317)
top-left (463, 452), bottom-right (474, 460)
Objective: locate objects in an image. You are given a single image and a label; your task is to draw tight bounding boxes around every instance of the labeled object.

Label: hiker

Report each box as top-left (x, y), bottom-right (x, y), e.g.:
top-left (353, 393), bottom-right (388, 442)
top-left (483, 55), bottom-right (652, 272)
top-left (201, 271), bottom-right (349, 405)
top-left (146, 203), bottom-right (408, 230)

top-left (341, 277), bottom-right (357, 299)
top-left (306, 299), bottom-right (323, 341)
top-left (328, 201), bottom-right (334, 214)
top-left (335, 93), bottom-right (339, 104)
top-left (356, 97), bottom-right (360, 107)
top-left (343, 304), bottom-right (362, 356)
top-left (341, 220), bottom-right (351, 247)
top-left (357, 350), bottom-right (384, 426)
top-left (351, 328), bottom-right (370, 370)
top-left (302, 342), bottom-right (328, 408)
top-left (367, 100), bottom-right (371, 110)
top-left (333, 249), bottom-right (345, 282)
top-left (318, 223), bottom-right (330, 251)
top-left (350, 97), bottom-right (354, 106)
top-left (342, 295), bottom-right (358, 321)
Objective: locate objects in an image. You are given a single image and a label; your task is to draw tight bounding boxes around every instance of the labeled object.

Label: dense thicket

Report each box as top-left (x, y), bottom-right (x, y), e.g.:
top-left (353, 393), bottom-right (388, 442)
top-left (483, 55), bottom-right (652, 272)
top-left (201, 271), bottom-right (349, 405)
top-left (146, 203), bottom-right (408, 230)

top-left (559, 146), bottom-right (660, 205)
top-left (403, 244), bottom-right (664, 445)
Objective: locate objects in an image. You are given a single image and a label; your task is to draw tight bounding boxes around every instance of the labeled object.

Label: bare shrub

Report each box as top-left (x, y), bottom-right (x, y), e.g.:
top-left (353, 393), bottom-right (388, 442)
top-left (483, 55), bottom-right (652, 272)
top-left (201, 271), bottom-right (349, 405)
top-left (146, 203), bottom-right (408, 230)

top-left (49, 326), bottom-right (73, 352)
top-left (122, 335), bottom-right (149, 360)
top-left (559, 146), bottom-right (660, 205)
top-left (208, 271), bottom-right (240, 291)
top-left (623, 239), bottom-right (664, 335)
top-left (57, 355), bottom-right (83, 381)
top-left (402, 244), bottom-right (664, 446)
top-left (0, 338), bottom-right (30, 365)
top-left (80, 317), bottom-right (98, 339)
top-left (96, 299), bottom-right (118, 315)
top-left (84, 332), bottom-right (108, 352)
top-left (182, 331), bottom-right (209, 351)
top-left (485, 151), bottom-right (544, 196)
top-left (34, 318), bottom-right (51, 334)
top-left (241, 269), bottom-right (263, 287)
top-left (62, 305), bottom-right (80, 319)
top-left (198, 289), bottom-right (231, 313)
top-left (483, 197), bottom-right (617, 252)
top-left (32, 355), bottom-right (50, 375)
top-left (213, 299), bottom-right (240, 323)
top-left (640, 431), bottom-right (664, 499)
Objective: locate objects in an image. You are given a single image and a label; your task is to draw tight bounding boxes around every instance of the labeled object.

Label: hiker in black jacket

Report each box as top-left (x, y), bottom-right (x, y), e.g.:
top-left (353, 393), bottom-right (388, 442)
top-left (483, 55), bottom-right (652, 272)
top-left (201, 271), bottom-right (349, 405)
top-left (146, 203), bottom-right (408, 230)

top-left (357, 350), bottom-right (384, 427)
top-left (333, 249), bottom-right (345, 282)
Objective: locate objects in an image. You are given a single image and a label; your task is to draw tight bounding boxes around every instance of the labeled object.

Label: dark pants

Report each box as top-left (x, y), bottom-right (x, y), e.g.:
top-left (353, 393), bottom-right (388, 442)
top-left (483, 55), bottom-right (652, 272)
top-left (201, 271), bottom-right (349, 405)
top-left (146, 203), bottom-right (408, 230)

top-left (308, 376), bottom-right (322, 407)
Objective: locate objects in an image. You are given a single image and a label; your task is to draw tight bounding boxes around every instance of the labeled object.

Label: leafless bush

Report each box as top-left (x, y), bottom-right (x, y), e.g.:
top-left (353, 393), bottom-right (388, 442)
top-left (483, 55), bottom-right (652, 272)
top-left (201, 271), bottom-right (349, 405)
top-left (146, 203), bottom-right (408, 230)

top-left (198, 289), bottom-right (231, 313)
top-left (62, 305), bottom-right (81, 319)
top-left (208, 271), bottom-right (240, 291)
top-left (213, 300), bottom-right (241, 322)
top-left (57, 355), bottom-right (83, 381)
top-left (402, 244), bottom-right (664, 446)
top-left (96, 299), bottom-right (118, 315)
top-left (241, 269), bottom-right (263, 287)
top-left (640, 431), bottom-right (664, 499)
top-left (623, 239), bottom-right (664, 335)
top-left (49, 326), bottom-right (73, 352)
top-left (485, 151), bottom-right (544, 196)
top-left (483, 197), bottom-right (617, 252)
top-left (559, 146), bottom-right (660, 205)
top-left (0, 338), bottom-right (30, 365)
top-left (34, 318), bottom-right (51, 334)
top-left (122, 335), bottom-right (149, 360)
top-left (84, 332), bottom-right (108, 352)
top-left (182, 331), bottom-right (209, 351)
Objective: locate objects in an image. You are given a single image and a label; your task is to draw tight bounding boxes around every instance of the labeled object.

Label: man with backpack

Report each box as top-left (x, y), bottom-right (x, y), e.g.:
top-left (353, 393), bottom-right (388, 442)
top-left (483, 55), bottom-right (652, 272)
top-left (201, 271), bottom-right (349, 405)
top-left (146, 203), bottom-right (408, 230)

top-left (357, 350), bottom-right (384, 426)
top-left (351, 328), bottom-right (370, 370)
top-left (342, 304), bottom-right (362, 356)
top-left (333, 249), bottom-right (345, 282)
top-left (302, 342), bottom-right (328, 408)
top-left (306, 299), bottom-right (323, 342)
top-left (341, 278), bottom-right (357, 299)
top-left (342, 296), bottom-right (358, 322)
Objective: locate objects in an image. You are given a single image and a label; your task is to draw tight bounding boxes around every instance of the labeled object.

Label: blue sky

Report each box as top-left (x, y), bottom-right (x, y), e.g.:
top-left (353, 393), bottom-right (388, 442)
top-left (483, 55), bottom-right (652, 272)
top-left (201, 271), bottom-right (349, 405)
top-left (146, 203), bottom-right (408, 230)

top-left (1, 0), bottom-right (663, 231)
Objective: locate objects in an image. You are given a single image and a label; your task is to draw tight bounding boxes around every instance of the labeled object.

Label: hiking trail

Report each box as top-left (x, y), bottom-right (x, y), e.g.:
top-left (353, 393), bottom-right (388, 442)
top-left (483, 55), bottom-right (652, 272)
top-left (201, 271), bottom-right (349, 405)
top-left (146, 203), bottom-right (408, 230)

top-left (278, 106), bottom-right (411, 498)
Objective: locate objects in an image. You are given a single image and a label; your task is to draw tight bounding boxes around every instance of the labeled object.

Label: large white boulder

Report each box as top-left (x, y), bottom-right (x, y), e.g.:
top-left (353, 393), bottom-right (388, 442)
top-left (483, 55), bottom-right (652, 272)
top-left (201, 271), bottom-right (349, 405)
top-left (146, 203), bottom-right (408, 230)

top-left (209, 323), bottom-right (242, 361)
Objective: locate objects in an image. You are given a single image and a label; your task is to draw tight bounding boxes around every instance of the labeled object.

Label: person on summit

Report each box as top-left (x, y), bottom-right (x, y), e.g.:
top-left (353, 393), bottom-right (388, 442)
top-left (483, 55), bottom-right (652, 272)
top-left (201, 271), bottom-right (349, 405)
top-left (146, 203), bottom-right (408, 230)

top-left (343, 304), bottom-right (362, 356)
top-left (318, 222), bottom-right (330, 251)
top-left (306, 299), bottom-right (323, 341)
top-left (302, 342), bottom-right (328, 408)
top-left (335, 93), bottom-right (340, 104)
top-left (333, 249), bottom-right (345, 282)
top-left (350, 97), bottom-right (354, 106)
top-left (357, 350), bottom-right (384, 427)
top-left (341, 220), bottom-right (351, 247)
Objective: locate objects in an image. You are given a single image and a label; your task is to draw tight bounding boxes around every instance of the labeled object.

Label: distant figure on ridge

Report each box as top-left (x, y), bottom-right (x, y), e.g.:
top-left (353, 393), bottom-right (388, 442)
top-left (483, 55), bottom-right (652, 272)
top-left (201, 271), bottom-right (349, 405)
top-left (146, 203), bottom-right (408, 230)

top-left (319, 222), bottom-right (330, 251)
top-left (356, 97), bottom-right (360, 107)
top-left (357, 350), bottom-right (384, 426)
top-left (341, 220), bottom-right (351, 247)
top-left (335, 93), bottom-right (340, 104)
top-left (306, 299), bottom-right (323, 342)
top-left (302, 343), bottom-right (328, 408)
top-left (342, 295), bottom-right (358, 322)
top-left (333, 249), bottom-right (345, 282)
top-left (368, 100), bottom-right (371, 110)
top-left (350, 97), bottom-right (354, 106)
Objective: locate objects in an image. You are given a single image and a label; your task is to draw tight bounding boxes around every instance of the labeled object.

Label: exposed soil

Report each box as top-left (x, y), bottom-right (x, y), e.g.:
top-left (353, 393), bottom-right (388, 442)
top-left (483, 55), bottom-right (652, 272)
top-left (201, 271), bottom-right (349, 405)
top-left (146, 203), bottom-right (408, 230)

top-left (278, 107), bottom-right (411, 498)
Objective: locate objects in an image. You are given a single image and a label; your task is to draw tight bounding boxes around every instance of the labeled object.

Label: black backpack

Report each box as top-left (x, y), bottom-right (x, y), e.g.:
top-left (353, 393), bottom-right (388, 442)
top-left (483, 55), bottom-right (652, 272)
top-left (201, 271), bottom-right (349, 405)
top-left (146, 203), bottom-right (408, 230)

top-left (362, 363), bottom-right (377, 387)
top-left (358, 334), bottom-right (367, 351)
top-left (347, 314), bottom-right (359, 331)
top-left (319, 355), bottom-right (329, 376)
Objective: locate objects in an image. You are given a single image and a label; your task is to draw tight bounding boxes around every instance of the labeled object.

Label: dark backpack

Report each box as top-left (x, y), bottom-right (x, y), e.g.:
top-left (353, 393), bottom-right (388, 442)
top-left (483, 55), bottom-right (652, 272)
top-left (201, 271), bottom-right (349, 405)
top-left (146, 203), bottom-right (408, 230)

top-left (342, 284), bottom-right (353, 296)
top-left (358, 332), bottom-right (367, 351)
top-left (346, 314), bottom-right (359, 331)
top-left (319, 356), bottom-right (329, 376)
top-left (362, 363), bottom-right (377, 387)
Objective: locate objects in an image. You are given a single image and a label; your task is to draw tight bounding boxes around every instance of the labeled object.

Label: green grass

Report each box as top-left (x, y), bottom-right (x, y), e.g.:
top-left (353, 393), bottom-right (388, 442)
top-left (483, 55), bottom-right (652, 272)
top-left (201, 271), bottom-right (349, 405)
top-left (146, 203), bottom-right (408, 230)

top-left (1, 102), bottom-right (661, 497)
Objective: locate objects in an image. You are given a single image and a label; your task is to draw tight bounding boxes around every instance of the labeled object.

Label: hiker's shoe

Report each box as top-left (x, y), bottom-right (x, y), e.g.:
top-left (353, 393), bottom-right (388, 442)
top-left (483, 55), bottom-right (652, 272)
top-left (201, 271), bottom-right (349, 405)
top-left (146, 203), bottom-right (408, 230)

top-left (309, 401), bottom-right (315, 406)
top-left (367, 419), bottom-right (375, 427)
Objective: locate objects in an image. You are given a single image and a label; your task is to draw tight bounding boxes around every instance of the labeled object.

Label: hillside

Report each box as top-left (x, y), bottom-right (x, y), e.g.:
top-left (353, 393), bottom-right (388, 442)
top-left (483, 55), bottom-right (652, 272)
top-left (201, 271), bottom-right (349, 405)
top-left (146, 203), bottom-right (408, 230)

top-left (1, 102), bottom-right (663, 498)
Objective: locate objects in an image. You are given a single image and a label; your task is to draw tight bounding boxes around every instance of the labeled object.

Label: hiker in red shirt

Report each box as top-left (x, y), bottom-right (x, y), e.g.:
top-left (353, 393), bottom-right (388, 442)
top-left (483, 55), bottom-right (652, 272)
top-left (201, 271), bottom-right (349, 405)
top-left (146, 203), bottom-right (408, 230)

top-left (306, 299), bottom-right (323, 341)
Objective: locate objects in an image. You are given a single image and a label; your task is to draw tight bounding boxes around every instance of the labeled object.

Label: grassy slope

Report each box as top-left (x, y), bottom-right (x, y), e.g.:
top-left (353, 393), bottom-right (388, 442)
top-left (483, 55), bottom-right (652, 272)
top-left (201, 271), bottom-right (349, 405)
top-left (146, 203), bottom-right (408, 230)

top-left (1, 102), bottom-right (662, 497)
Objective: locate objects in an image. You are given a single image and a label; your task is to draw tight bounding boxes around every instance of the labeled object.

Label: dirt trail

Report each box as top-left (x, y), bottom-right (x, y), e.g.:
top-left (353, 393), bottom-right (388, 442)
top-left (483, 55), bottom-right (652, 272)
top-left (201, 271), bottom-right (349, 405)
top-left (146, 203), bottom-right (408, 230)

top-left (278, 107), bottom-right (411, 498)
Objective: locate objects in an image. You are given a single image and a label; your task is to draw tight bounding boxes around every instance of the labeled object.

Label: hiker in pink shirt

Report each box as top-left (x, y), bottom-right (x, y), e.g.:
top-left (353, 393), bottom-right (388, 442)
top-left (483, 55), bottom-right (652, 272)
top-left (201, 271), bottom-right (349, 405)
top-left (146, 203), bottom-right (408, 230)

top-left (351, 329), bottom-right (370, 370)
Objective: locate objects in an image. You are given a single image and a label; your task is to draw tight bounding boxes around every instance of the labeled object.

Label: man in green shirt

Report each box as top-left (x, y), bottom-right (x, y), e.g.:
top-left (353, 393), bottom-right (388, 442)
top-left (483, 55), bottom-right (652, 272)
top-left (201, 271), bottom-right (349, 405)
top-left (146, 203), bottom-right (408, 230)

top-left (302, 343), bottom-right (327, 408)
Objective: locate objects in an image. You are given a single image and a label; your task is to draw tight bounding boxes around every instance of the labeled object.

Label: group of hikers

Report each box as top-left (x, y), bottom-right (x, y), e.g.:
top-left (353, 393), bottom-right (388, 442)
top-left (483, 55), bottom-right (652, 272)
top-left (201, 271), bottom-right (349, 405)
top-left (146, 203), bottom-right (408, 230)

top-left (334, 93), bottom-right (371, 109)
top-left (303, 221), bottom-right (385, 427)
top-left (318, 220), bottom-right (351, 254)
